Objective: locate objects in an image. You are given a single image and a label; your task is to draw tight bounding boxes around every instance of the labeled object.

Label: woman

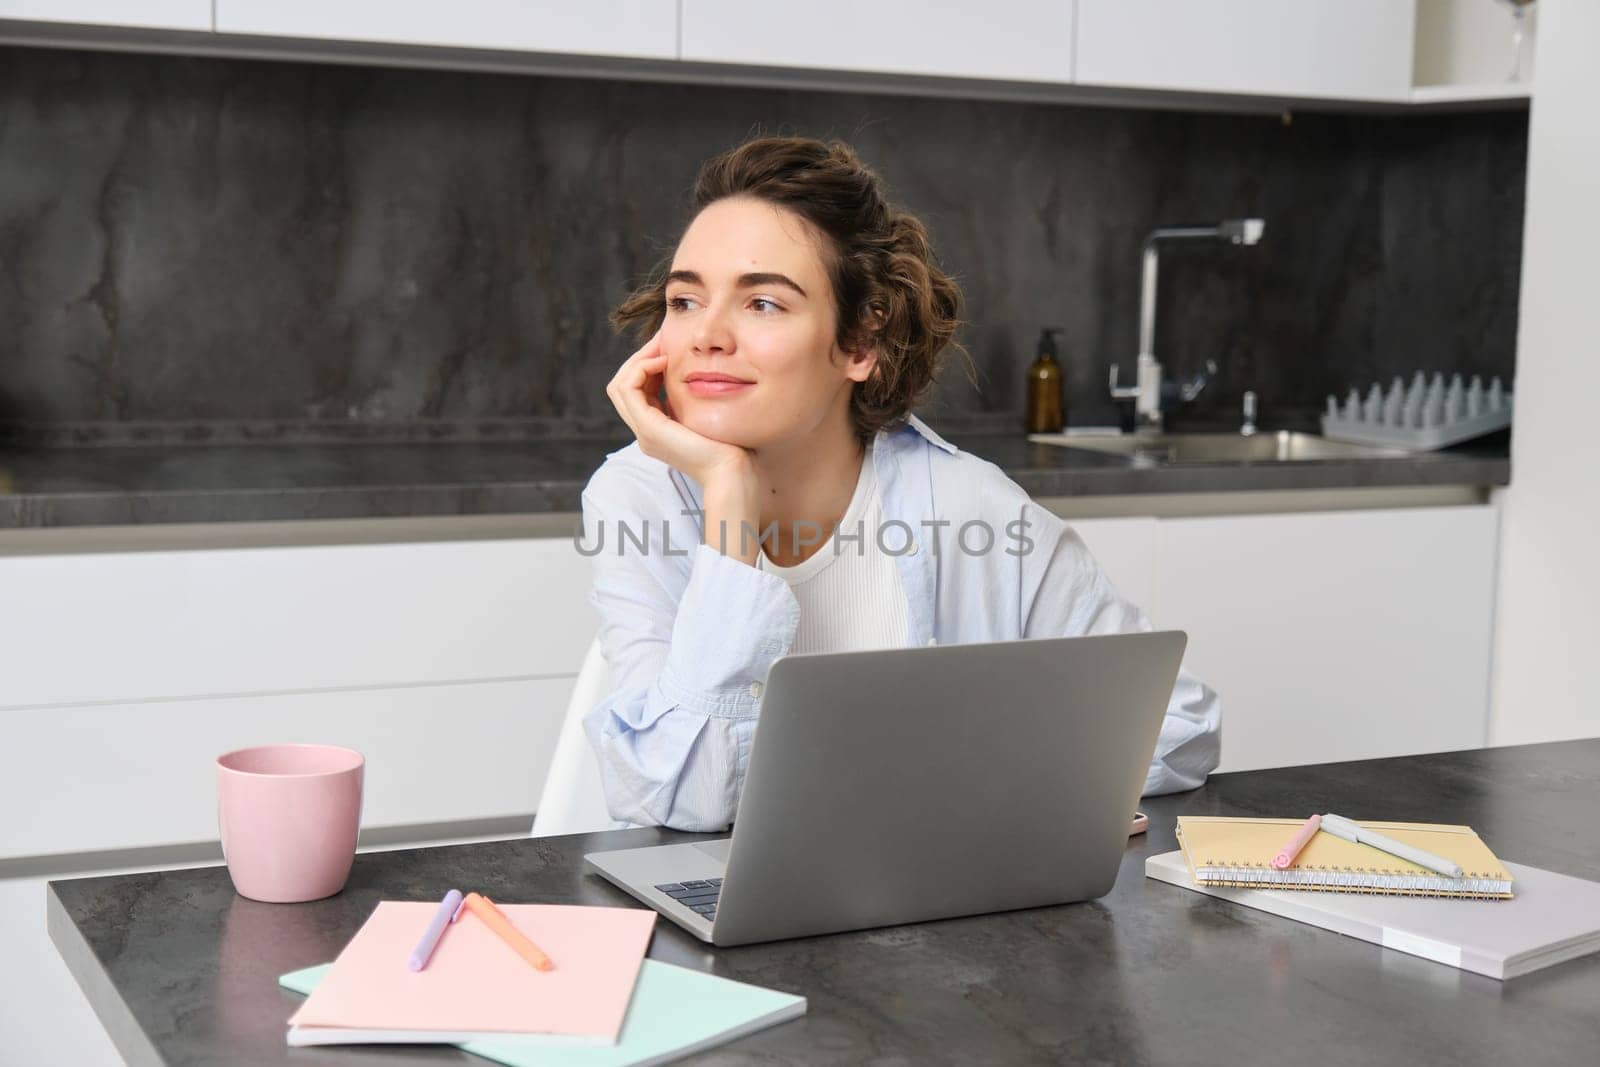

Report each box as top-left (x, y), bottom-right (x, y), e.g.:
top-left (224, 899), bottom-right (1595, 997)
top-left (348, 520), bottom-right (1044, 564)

top-left (582, 136), bottom-right (1220, 831)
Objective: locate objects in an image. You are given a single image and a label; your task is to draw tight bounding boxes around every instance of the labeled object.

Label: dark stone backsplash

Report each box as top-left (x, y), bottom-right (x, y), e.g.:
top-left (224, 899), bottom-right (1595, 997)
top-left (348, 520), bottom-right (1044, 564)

top-left (0, 46), bottom-right (1525, 441)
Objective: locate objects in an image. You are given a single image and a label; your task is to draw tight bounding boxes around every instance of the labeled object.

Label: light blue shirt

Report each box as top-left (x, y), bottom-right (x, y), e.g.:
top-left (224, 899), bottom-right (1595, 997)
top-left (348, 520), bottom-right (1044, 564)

top-left (580, 416), bottom-right (1222, 831)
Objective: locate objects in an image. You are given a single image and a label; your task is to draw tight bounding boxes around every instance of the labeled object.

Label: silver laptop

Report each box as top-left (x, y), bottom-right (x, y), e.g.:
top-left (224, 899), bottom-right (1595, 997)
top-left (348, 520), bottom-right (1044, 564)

top-left (585, 630), bottom-right (1187, 946)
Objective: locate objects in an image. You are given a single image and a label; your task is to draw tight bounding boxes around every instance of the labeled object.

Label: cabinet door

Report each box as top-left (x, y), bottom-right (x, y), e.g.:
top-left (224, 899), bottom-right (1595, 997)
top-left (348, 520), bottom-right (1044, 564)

top-left (1155, 505), bottom-right (1497, 772)
top-left (2, 676), bottom-right (572, 858)
top-left (214, 1), bottom-right (677, 60)
top-left (0, 1), bottom-right (210, 31)
top-left (681, 0), bottom-right (1076, 83)
top-left (1075, 0), bottom-right (1415, 100)
top-left (0, 537), bottom-right (594, 709)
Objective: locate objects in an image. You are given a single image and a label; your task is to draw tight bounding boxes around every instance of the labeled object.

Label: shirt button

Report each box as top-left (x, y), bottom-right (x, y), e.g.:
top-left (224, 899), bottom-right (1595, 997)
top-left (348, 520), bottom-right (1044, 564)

top-left (907, 540), bottom-right (919, 555)
top-left (926, 637), bottom-right (938, 647)
top-left (749, 681), bottom-right (764, 698)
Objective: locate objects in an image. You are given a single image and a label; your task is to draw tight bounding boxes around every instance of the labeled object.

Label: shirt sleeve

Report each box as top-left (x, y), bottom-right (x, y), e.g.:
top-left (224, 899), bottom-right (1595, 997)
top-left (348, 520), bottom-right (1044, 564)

top-left (1016, 502), bottom-right (1222, 795)
top-left (580, 480), bottom-right (799, 831)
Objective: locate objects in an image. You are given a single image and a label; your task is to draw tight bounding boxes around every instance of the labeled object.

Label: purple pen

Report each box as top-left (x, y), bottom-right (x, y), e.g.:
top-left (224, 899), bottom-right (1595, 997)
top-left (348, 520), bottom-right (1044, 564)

top-left (408, 889), bottom-right (463, 971)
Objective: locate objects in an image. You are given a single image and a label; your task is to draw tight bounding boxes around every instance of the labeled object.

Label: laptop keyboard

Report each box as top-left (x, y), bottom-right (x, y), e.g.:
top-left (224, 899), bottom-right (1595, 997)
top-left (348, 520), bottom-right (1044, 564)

top-left (653, 878), bottom-right (722, 920)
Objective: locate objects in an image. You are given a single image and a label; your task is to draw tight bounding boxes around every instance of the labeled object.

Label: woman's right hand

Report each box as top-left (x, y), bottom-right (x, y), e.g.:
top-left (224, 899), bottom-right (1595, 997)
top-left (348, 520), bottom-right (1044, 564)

top-left (606, 331), bottom-right (761, 520)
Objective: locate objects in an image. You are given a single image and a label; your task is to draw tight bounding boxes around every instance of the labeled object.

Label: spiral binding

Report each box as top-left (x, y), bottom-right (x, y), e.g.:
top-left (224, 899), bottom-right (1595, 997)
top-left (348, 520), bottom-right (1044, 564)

top-left (1204, 858), bottom-right (1502, 878)
top-left (1195, 861), bottom-right (1513, 898)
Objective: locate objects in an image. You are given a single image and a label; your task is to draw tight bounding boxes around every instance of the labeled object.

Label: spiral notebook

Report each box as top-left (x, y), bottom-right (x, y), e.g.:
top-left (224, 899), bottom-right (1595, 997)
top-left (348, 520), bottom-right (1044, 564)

top-left (1175, 816), bottom-right (1514, 898)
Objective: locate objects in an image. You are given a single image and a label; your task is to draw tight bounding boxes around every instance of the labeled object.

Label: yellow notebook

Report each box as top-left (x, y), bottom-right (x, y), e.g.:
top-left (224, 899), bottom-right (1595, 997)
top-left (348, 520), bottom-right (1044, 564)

top-left (1175, 817), bottom-right (1514, 899)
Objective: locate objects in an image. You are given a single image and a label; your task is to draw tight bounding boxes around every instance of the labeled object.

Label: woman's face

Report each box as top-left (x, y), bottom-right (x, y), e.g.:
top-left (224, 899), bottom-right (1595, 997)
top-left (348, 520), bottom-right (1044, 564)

top-left (660, 197), bottom-right (874, 450)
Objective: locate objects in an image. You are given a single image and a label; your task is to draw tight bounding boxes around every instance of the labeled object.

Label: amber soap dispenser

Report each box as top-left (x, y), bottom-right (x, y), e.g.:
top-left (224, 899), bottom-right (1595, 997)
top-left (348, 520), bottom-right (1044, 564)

top-left (1025, 327), bottom-right (1065, 433)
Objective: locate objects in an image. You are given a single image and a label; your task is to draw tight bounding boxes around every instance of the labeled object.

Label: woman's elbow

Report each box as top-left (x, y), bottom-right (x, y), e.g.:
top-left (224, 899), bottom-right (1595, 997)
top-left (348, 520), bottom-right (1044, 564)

top-left (1144, 693), bottom-right (1222, 795)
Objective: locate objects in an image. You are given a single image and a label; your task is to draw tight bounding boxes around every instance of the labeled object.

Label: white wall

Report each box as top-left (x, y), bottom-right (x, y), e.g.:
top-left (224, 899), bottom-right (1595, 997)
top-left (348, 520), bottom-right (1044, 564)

top-left (1488, 0), bottom-right (1600, 746)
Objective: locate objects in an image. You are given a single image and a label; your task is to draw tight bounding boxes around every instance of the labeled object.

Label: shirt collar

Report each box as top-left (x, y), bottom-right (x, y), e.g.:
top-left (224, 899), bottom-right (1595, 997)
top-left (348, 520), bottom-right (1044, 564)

top-left (881, 413), bottom-right (957, 455)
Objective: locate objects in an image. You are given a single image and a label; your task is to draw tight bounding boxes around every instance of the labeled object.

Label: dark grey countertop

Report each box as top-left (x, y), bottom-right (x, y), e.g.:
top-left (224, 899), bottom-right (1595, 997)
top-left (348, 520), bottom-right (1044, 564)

top-left (48, 739), bottom-right (1599, 1066)
top-left (0, 426), bottom-right (1510, 529)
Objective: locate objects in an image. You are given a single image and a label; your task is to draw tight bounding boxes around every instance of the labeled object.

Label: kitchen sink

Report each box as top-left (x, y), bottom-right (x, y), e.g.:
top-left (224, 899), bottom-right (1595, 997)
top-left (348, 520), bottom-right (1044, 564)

top-left (1028, 430), bottom-right (1410, 464)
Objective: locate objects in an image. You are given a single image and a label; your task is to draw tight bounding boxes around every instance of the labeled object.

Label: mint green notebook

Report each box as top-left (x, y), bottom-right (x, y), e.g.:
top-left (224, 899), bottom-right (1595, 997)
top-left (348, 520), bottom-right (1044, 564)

top-left (279, 958), bottom-right (805, 1067)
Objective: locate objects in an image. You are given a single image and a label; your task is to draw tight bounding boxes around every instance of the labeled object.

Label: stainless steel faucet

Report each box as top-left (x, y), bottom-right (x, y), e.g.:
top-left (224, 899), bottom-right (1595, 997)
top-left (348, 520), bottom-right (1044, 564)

top-left (1110, 218), bottom-right (1264, 432)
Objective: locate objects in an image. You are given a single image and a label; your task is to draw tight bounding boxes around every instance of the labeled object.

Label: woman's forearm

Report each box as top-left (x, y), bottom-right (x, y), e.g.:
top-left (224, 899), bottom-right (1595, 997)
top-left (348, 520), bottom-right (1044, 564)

top-left (585, 529), bottom-right (801, 828)
top-left (700, 472), bottom-right (762, 566)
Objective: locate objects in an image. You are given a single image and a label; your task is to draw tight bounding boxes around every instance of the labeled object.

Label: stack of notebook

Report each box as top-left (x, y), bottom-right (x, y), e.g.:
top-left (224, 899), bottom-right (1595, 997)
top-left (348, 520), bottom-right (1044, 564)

top-left (1147, 816), bottom-right (1600, 979)
top-left (281, 900), bottom-right (806, 1064)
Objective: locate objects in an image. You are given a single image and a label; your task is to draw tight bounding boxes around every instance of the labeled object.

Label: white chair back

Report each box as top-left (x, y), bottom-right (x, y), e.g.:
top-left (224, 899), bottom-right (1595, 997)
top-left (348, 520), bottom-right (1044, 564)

top-left (530, 638), bottom-right (637, 837)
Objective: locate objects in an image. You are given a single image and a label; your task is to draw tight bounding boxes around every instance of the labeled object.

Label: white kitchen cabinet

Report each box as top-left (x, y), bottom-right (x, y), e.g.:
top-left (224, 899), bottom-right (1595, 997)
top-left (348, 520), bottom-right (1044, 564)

top-left (1, 677), bottom-right (571, 859)
top-left (1, 537), bottom-right (593, 710)
top-left (1152, 505), bottom-right (1498, 773)
top-left (680, 0), bottom-right (1076, 84)
top-left (0, 1), bottom-right (210, 31)
top-left (1075, 0), bottom-right (1416, 101)
top-left (1, 534), bottom-right (595, 860)
top-left (4, 0), bottom-right (1519, 111)
top-left (214, 0), bottom-right (677, 60)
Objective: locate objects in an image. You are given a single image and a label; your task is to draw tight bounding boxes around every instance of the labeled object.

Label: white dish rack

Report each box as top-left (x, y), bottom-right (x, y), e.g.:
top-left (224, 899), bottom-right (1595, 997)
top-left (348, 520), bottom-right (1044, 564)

top-left (1320, 372), bottom-right (1511, 451)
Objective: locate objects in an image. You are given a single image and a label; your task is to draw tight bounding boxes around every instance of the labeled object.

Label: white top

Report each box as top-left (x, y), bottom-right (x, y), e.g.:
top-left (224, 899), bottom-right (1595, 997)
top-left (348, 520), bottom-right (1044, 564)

top-left (757, 447), bottom-right (909, 655)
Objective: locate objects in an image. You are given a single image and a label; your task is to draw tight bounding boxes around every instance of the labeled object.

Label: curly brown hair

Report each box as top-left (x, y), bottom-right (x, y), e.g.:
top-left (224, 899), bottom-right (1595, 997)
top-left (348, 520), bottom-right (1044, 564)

top-left (612, 136), bottom-right (966, 441)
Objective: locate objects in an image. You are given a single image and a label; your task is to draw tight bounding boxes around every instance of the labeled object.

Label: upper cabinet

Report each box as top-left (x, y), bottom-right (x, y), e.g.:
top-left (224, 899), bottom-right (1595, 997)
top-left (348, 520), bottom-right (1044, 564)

top-left (1074, 0), bottom-right (1416, 101)
top-left (0, 1), bottom-right (210, 32)
top-left (680, 0), bottom-right (1076, 84)
top-left (213, 1), bottom-right (678, 61)
top-left (3, 1), bottom-right (1528, 110)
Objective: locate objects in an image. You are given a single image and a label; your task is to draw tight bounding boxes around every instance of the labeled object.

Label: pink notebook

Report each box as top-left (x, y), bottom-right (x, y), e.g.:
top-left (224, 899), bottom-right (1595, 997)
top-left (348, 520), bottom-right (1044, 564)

top-left (286, 902), bottom-right (657, 1046)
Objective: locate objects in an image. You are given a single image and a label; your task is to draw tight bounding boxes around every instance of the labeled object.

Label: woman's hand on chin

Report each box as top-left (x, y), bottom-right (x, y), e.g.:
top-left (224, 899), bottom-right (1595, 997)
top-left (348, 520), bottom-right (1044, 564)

top-left (607, 331), bottom-right (756, 495)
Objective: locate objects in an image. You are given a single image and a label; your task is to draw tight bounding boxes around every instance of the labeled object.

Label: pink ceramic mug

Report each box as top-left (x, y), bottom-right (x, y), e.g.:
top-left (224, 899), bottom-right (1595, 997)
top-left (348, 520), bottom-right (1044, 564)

top-left (216, 744), bottom-right (364, 903)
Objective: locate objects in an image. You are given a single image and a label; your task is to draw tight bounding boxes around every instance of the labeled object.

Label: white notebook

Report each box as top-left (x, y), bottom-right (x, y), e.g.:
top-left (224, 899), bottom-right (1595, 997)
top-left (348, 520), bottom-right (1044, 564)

top-left (1147, 849), bottom-right (1600, 979)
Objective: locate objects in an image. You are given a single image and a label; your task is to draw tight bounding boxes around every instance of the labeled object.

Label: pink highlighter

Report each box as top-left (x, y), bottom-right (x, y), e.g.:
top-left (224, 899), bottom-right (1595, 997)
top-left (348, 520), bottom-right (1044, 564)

top-left (1272, 814), bottom-right (1323, 869)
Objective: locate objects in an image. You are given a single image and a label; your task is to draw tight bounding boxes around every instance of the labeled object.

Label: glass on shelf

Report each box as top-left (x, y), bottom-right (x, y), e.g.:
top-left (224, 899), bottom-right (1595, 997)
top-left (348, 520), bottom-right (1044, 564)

top-left (1494, 0), bottom-right (1537, 83)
